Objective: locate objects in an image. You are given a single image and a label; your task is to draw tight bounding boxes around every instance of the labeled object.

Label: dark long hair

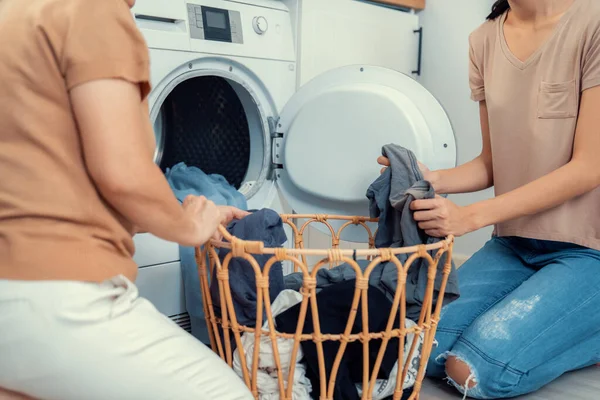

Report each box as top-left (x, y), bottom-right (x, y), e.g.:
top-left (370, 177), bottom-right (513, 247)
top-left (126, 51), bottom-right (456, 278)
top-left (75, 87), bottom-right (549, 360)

top-left (487, 0), bottom-right (510, 20)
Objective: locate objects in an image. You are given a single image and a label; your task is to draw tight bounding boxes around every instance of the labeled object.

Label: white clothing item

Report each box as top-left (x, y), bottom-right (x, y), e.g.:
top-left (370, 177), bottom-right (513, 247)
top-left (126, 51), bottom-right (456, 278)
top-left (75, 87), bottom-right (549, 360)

top-left (0, 275), bottom-right (253, 400)
top-left (356, 319), bottom-right (425, 400)
top-left (233, 290), bottom-right (312, 400)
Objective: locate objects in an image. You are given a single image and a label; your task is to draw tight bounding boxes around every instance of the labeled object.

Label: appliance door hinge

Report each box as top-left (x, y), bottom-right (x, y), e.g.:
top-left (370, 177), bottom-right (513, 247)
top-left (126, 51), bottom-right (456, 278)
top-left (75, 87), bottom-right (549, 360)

top-left (271, 135), bottom-right (284, 170)
top-left (269, 116), bottom-right (284, 168)
top-left (268, 116), bottom-right (284, 180)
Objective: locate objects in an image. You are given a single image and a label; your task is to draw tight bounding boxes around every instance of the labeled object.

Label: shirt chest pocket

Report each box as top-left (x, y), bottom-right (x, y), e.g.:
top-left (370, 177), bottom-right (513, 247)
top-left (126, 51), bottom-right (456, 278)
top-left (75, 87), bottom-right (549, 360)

top-left (537, 80), bottom-right (578, 119)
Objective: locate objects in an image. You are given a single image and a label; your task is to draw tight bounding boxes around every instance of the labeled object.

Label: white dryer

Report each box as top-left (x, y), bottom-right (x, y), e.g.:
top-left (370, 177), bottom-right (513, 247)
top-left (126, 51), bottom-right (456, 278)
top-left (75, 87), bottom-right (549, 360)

top-left (130, 0), bottom-right (456, 330)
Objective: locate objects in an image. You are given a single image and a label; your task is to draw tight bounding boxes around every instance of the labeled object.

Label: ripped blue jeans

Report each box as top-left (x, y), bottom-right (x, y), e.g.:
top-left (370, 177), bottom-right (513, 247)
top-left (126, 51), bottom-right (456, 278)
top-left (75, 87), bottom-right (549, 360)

top-left (427, 237), bottom-right (600, 399)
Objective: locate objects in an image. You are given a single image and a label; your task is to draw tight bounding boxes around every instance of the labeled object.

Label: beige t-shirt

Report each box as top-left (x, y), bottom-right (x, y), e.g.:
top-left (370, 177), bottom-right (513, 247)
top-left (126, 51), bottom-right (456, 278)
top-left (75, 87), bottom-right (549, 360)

top-left (469, 0), bottom-right (600, 250)
top-left (0, 0), bottom-right (151, 281)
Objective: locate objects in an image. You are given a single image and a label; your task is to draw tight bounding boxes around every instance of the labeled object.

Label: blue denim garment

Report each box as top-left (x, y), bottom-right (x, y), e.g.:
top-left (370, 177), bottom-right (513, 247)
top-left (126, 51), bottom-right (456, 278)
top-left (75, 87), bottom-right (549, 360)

top-left (165, 162), bottom-right (247, 209)
top-left (366, 144), bottom-right (459, 320)
top-left (427, 237), bottom-right (600, 399)
top-left (211, 209), bottom-right (287, 327)
top-left (165, 162), bottom-right (248, 344)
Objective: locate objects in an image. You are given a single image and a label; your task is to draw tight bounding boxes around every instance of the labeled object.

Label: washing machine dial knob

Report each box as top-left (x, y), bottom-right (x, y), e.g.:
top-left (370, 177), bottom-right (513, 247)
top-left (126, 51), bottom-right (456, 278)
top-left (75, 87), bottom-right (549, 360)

top-left (253, 16), bottom-right (268, 34)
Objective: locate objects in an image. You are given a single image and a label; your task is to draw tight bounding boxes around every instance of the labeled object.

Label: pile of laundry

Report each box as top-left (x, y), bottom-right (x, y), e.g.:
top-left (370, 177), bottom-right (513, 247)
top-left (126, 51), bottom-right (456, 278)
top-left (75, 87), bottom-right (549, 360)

top-left (168, 144), bottom-right (461, 400)
top-left (206, 208), bottom-right (426, 400)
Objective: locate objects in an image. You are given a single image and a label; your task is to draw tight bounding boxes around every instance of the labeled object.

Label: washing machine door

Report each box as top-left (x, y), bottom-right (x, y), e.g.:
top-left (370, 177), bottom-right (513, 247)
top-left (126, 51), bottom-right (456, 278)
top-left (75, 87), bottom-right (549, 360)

top-left (276, 65), bottom-right (456, 242)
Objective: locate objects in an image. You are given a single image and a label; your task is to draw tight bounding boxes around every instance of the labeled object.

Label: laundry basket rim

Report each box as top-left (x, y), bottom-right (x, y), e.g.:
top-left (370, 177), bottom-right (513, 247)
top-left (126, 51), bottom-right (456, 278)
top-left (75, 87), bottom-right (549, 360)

top-left (211, 214), bottom-right (453, 257)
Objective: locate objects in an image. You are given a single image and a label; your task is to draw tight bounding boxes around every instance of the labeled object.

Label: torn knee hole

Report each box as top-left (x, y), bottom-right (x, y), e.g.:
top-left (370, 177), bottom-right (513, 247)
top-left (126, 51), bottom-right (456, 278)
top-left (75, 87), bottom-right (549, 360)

top-left (446, 355), bottom-right (477, 389)
top-left (435, 351), bottom-right (450, 364)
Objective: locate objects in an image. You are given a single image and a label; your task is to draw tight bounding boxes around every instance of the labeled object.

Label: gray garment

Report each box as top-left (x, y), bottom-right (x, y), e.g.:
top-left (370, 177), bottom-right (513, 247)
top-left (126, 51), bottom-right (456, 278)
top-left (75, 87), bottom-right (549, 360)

top-left (285, 145), bottom-right (460, 321)
top-left (368, 144), bottom-right (459, 319)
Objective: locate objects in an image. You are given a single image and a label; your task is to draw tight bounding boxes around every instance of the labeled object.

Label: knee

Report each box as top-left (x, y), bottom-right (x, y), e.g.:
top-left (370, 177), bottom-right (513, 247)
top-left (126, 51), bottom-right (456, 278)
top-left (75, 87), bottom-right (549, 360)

top-left (445, 356), bottom-right (477, 389)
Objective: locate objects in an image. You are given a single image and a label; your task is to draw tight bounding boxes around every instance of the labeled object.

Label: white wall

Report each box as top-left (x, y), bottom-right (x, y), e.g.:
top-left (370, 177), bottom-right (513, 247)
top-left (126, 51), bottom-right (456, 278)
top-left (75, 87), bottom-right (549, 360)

top-left (296, 0), bottom-right (419, 86)
top-left (417, 0), bottom-right (495, 257)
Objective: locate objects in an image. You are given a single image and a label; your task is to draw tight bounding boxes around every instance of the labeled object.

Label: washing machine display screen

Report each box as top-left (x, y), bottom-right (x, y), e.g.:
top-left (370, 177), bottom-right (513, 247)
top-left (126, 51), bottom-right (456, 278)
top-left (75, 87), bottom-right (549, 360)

top-left (205, 10), bottom-right (226, 29)
top-left (201, 7), bottom-right (232, 42)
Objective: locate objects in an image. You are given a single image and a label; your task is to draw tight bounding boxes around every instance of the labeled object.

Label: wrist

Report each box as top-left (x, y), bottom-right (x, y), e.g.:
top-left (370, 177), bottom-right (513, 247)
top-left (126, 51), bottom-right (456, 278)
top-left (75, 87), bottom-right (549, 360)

top-left (175, 212), bottom-right (204, 247)
top-left (464, 202), bottom-right (488, 232)
top-left (427, 170), bottom-right (443, 193)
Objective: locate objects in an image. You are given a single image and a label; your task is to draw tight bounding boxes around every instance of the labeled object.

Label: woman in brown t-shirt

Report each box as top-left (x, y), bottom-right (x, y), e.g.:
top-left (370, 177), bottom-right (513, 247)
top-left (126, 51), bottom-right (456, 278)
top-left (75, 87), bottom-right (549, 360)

top-left (378, 0), bottom-right (600, 398)
top-left (0, 0), bottom-right (252, 399)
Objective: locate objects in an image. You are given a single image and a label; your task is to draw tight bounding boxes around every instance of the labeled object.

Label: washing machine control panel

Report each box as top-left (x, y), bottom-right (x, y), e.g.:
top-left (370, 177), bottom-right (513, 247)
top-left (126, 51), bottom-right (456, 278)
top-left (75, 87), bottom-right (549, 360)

top-left (187, 4), bottom-right (244, 44)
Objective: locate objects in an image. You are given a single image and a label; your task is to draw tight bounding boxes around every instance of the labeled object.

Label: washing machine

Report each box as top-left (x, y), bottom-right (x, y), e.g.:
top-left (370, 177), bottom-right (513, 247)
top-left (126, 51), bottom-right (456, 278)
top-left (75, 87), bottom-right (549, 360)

top-left (130, 0), bottom-right (457, 330)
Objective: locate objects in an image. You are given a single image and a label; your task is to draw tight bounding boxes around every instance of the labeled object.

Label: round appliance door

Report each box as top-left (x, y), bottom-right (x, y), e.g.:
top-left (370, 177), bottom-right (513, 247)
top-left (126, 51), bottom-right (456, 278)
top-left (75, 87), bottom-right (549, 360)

top-left (277, 65), bottom-right (456, 242)
top-left (150, 58), bottom-right (277, 208)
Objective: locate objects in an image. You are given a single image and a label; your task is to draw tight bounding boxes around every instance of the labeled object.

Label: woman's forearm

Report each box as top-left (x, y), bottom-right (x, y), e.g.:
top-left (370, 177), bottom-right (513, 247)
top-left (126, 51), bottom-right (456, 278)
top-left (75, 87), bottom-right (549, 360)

top-left (468, 159), bottom-right (600, 230)
top-left (430, 155), bottom-right (493, 195)
top-left (412, 158), bottom-right (600, 238)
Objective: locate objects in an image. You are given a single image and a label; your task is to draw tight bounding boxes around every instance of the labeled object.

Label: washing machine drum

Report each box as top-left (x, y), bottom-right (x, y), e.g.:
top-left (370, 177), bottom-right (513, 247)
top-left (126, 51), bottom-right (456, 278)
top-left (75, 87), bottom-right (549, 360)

top-left (156, 76), bottom-right (251, 189)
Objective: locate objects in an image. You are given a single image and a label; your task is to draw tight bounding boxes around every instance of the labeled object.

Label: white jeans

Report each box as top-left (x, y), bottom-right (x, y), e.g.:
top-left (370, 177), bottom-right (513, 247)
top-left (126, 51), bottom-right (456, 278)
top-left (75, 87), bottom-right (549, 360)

top-left (0, 275), bottom-right (253, 400)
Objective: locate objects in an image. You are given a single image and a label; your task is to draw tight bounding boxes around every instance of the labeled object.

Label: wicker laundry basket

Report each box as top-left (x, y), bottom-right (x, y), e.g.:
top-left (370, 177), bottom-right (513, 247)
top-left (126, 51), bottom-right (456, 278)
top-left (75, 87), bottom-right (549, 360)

top-left (197, 215), bottom-right (454, 400)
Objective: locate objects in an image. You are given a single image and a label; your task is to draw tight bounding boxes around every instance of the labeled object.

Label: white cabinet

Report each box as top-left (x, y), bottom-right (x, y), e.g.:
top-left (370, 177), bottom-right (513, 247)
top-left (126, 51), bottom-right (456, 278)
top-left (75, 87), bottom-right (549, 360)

top-left (133, 233), bottom-right (179, 266)
top-left (136, 262), bottom-right (187, 319)
top-left (297, 0), bottom-right (420, 86)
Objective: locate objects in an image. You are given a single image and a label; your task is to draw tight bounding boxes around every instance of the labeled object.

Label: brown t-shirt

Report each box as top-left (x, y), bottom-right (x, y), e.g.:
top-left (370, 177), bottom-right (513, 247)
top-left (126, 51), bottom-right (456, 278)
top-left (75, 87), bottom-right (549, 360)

top-left (469, 0), bottom-right (600, 250)
top-left (0, 0), bottom-right (151, 281)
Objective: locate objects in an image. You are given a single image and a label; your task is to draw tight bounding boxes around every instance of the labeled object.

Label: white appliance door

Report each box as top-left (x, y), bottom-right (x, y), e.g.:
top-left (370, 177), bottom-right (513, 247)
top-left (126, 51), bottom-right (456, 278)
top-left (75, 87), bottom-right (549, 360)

top-left (276, 65), bottom-right (456, 242)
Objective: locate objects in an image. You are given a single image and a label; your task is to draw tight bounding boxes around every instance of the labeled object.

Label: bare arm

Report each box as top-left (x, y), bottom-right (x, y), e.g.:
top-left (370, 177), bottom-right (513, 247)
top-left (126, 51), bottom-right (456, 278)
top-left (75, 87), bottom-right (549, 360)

top-left (413, 86), bottom-right (600, 237)
top-left (71, 78), bottom-right (221, 247)
top-left (378, 102), bottom-right (493, 195)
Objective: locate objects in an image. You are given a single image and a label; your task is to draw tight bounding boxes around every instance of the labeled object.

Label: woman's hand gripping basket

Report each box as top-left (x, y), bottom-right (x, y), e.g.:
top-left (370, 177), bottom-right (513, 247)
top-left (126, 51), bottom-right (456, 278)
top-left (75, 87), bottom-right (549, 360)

top-left (196, 215), bottom-right (454, 400)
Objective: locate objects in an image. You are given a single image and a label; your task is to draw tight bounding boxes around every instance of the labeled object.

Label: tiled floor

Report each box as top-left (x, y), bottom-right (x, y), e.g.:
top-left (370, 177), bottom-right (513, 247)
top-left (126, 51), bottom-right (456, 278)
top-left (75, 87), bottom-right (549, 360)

top-left (419, 366), bottom-right (600, 399)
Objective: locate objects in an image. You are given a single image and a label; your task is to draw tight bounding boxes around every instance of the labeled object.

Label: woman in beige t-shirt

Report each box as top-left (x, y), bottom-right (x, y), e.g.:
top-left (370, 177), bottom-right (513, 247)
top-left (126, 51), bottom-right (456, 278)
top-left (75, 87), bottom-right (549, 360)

top-left (379, 0), bottom-right (600, 398)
